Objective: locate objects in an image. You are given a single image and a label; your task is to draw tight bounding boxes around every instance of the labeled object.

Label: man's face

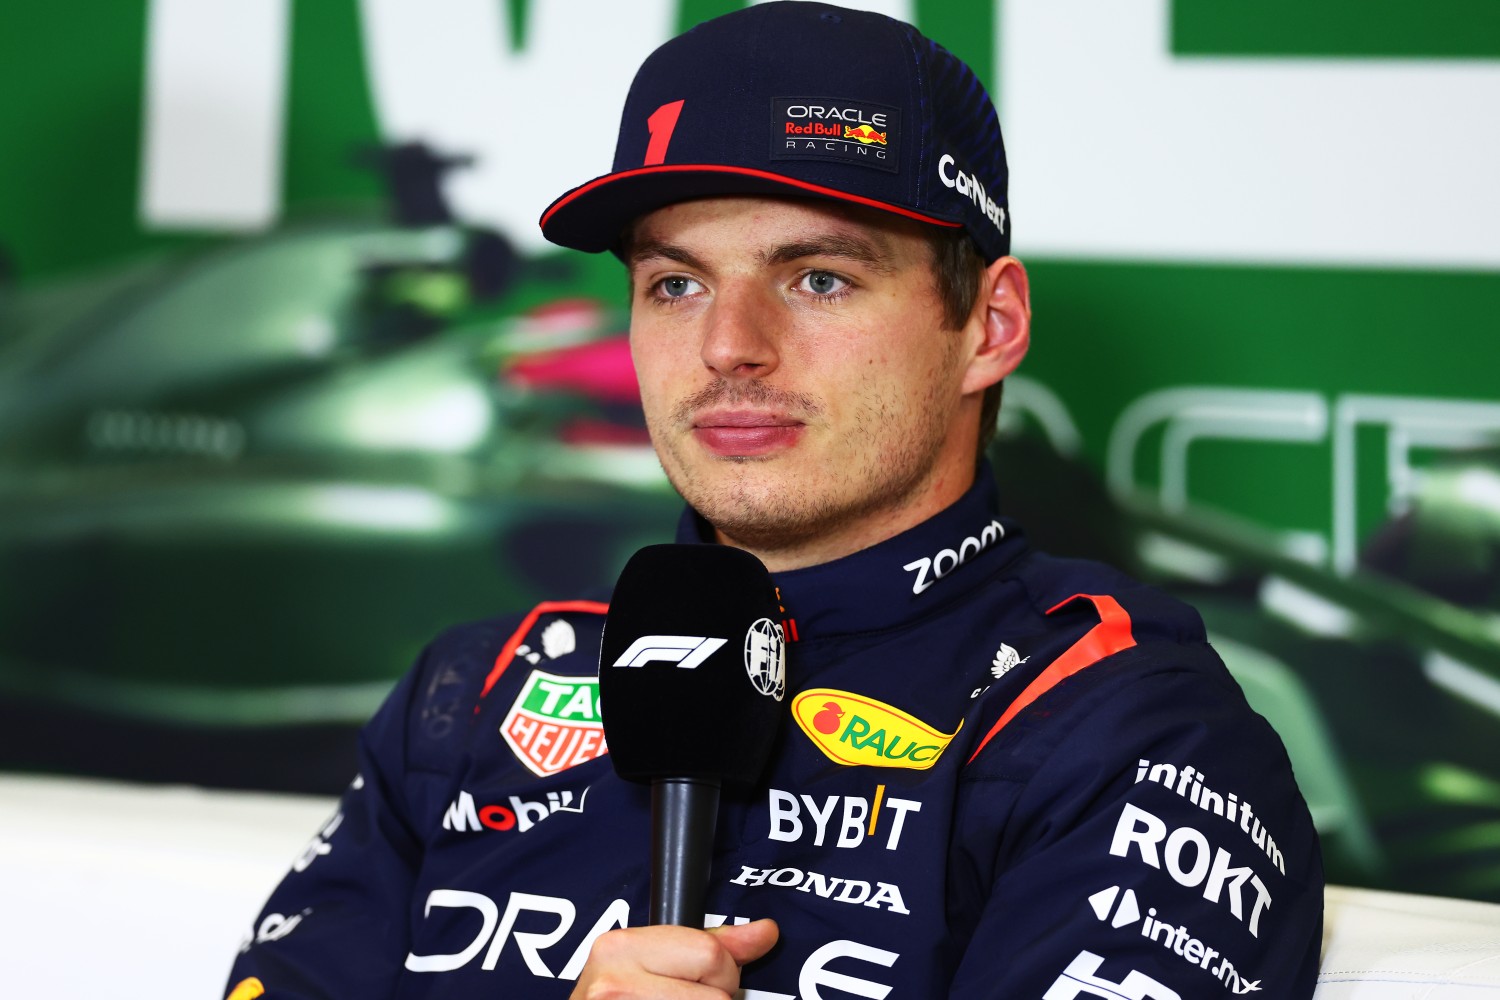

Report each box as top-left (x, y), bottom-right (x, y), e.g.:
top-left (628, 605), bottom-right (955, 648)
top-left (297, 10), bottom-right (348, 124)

top-left (627, 196), bottom-right (986, 568)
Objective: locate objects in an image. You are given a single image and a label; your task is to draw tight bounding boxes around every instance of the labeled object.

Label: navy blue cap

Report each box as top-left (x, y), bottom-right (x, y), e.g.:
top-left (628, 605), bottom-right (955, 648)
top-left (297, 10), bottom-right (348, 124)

top-left (539, 1), bottom-right (1011, 262)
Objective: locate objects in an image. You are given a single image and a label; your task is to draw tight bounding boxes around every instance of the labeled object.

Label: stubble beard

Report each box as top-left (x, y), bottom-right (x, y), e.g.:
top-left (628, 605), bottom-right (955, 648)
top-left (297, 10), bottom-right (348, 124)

top-left (649, 373), bottom-right (958, 558)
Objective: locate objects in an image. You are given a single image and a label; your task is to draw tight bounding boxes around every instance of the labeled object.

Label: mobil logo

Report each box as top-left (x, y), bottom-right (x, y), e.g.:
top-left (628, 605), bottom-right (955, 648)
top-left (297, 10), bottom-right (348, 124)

top-left (442, 786), bottom-right (589, 834)
top-left (501, 670), bottom-right (607, 777)
top-left (792, 688), bottom-right (960, 770)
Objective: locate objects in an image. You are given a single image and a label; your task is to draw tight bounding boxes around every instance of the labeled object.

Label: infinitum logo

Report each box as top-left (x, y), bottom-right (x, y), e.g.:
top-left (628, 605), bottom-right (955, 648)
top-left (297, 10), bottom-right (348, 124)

top-left (1135, 759), bottom-right (1286, 875)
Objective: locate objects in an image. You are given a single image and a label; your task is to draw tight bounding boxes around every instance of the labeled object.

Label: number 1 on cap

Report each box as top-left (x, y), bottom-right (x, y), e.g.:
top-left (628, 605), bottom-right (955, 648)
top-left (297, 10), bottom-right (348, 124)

top-left (645, 100), bottom-right (685, 166)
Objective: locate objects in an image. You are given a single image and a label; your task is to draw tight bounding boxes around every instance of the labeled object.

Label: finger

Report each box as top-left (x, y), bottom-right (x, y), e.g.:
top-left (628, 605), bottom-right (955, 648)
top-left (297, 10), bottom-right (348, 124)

top-left (573, 925), bottom-right (744, 998)
top-left (707, 919), bottom-right (779, 966)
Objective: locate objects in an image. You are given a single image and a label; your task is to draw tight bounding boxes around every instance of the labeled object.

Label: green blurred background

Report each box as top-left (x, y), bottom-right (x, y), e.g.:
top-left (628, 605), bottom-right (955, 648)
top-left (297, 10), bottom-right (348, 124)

top-left (1, 0), bottom-right (1498, 902)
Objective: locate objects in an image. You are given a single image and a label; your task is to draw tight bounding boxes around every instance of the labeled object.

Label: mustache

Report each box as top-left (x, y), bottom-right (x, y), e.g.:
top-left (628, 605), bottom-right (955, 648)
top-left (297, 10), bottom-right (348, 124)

top-left (671, 379), bottom-right (823, 425)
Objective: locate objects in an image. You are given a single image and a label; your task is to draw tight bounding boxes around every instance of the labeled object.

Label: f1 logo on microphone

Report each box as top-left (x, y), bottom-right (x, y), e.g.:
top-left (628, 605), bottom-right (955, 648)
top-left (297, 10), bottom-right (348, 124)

top-left (613, 635), bottom-right (727, 670)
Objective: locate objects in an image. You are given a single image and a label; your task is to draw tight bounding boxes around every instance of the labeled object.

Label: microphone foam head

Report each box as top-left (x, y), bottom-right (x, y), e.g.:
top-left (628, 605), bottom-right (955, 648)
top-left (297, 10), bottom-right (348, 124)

top-left (600, 544), bottom-right (787, 784)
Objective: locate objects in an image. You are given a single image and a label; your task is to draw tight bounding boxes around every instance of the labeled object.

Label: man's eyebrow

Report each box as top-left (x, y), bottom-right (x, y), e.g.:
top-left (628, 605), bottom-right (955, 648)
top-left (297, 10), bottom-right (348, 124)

top-left (626, 239), bottom-right (708, 274)
top-left (626, 230), bottom-right (899, 275)
top-left (759, 233), bottom-right (897, 273)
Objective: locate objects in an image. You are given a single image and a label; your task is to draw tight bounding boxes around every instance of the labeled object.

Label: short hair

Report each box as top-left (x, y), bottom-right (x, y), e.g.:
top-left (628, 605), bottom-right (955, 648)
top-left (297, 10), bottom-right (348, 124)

top-left (926, 227), bottom-right (1003, 458)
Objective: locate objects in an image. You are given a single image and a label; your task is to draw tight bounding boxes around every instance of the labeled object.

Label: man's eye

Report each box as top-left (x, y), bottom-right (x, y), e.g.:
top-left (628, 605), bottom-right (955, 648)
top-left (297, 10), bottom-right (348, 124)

top-left (657, 276), bottom-right (701, 298)
top-left (801, 271), bottom-right (848, 295)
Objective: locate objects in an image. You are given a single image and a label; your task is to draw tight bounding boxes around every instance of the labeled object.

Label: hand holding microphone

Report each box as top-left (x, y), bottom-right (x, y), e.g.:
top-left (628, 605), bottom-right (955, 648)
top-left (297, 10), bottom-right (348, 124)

top-left (598, 543), bottom-right (788, 927)
top-left (570, 544), bottom-right (786, 999)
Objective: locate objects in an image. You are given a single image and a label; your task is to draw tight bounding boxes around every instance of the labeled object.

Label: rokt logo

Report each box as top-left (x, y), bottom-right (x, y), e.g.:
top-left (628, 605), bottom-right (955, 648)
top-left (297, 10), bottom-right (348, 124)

top-left (1135, 759), bottom-right (1286, 875)
top-left (612, 635), bottom-right (726, 670)
top-left (442, 786), bottom-right (589, 834)
top-left (792, 688), bottom-right (959, 770)
top-left (902, 517), bottom-right (1004, 594)
top-left (1110, 802), bottom-right (1273, 937)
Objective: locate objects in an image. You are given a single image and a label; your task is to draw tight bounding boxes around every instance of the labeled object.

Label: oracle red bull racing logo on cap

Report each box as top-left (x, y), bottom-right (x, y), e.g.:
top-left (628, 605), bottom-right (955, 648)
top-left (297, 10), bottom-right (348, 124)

top-left (771, 97), bottom-right (899, 173)
top-left (792, 688), bottom-right (960, 769)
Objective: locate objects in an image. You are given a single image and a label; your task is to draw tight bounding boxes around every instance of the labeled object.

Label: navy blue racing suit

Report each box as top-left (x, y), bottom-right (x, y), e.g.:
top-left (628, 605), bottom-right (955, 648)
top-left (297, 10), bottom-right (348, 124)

top-left (227, 470), bottom-right (1323, 999)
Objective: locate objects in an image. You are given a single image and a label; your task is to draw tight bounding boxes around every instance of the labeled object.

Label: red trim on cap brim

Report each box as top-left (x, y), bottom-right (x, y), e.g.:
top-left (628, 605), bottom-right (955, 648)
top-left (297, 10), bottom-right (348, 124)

top-left (540, 163), bottom-right (962, 237)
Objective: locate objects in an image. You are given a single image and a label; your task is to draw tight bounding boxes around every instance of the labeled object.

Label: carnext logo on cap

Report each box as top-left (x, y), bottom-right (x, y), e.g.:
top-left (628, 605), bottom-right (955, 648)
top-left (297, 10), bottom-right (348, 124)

top-left (938, 153), bottom-right (1005, 234)
top-left (771, 97), bottom-right (900, 173)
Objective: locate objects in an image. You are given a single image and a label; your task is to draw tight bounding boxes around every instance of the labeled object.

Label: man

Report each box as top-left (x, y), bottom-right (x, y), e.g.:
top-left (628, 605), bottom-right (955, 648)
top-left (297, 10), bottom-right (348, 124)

top-left (227, 4), bottom-right (1323, 998)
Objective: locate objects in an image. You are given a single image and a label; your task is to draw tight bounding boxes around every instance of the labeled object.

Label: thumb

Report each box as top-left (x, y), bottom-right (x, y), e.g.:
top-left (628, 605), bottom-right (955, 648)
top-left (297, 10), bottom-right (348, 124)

top-left (708, 918), bottom-right (779, 965)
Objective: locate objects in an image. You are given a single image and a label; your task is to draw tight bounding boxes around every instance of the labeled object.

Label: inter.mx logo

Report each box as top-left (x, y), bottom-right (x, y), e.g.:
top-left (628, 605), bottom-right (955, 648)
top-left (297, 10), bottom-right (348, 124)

top-left (1088, 886), bottom-right (1261, 994)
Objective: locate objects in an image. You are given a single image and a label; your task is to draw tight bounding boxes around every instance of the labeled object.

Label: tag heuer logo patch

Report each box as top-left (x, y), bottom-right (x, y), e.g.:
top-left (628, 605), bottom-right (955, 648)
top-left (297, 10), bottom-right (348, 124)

top-left (501, 670), bottom-right (608, 777)
top-left (770, 97), bottom-right (899, 173)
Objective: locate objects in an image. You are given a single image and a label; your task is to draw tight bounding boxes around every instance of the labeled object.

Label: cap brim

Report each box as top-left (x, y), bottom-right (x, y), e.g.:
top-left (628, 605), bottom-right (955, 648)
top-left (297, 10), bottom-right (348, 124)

top-left (539, 164), bottom-right (962, 254)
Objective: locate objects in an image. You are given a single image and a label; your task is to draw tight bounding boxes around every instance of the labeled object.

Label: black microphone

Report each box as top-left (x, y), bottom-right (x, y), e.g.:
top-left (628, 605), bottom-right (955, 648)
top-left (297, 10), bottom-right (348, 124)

top-left (599, 543), bottom-right (787, 927)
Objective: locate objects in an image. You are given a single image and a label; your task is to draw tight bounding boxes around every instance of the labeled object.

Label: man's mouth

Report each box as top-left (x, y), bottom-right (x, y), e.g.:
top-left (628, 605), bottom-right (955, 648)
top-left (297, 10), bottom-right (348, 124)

top-left (691, 409), bottom-right (805, 457)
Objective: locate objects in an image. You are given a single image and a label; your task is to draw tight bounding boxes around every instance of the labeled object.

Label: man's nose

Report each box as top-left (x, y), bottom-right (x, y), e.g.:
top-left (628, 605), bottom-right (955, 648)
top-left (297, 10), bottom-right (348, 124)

top-left (700, 282), bottom-right (780, 379)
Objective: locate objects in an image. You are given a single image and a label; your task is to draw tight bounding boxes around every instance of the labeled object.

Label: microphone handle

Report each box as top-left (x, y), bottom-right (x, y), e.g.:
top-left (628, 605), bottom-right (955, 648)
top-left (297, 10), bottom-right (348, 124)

top-left (649, 776), bottom-right (722, 926)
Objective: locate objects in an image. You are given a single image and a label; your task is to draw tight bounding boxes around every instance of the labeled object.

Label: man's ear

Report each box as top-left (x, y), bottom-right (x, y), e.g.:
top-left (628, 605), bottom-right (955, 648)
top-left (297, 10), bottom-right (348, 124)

top-left (961, 255), bottom-right (1031, 395)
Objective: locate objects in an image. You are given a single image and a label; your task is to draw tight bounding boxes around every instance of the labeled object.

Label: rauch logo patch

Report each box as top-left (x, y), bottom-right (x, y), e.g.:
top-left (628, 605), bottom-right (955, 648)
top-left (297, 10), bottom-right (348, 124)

top-left (792, 688), bottom-right (959, 769)
top-left (501, 670), bottom-right (608, 777)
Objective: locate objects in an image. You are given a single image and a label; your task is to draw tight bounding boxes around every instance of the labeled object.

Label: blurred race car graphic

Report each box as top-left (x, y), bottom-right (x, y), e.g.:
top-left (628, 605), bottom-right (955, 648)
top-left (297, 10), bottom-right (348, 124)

top-left (0, 145), bottom-right (677, 792)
